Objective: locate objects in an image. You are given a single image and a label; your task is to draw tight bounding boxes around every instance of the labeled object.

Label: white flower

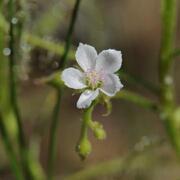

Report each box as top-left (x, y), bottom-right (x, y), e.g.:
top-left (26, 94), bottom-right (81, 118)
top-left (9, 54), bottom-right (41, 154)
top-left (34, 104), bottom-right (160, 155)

top-left (62, 43), bottom-right (123, 109)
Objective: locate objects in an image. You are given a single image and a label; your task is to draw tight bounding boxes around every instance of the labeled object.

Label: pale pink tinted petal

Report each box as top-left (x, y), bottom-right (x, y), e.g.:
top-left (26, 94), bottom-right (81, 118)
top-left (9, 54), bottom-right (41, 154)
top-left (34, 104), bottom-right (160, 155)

top-left (62, 68), bottom-right (87, 89)
top-left (96, 49), bottom-right (122, 73)
top-left (75, 43), bottom-right (97, 71)
top-left (100, 74), bottom-right (123, 96)
top-left (77, 89), bottom-right (99, 109)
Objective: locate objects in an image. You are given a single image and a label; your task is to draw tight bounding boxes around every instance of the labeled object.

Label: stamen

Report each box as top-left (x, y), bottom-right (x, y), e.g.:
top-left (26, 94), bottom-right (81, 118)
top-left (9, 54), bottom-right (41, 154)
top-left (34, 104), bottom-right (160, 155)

top-left (85, 69), bottom-right (105, 89)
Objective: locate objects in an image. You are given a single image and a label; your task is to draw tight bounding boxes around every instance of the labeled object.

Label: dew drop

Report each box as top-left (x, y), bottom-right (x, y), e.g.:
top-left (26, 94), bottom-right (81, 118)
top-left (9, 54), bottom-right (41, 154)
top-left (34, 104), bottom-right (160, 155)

top-left (164, 76), bottom-right (173, 85)
top-left (11, 17), bottom-right (18, 24)
top-left (3, 48), bottom-right (11, 56)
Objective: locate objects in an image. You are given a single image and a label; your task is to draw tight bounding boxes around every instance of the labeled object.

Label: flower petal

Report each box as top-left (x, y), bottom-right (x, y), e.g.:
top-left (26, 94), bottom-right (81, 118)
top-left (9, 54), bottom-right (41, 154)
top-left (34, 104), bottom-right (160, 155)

top-left (77, 89), bottom-right (99, 109)
top-left (100, 74), bottom-right (123, 96)
top-left (95, 49), bottom-right (122, 73)
top-left (75, 43), bottom-right (97, 71)
top-left (61, 68), bottom-right (87, 89)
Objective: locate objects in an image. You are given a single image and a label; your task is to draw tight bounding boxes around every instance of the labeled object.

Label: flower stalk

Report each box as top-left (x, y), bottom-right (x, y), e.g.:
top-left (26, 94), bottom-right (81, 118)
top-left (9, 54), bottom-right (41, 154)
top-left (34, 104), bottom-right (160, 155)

top-left (76, 103), bottom-right (94, 160)
top-left (76, 101), bottom-right (106, 159)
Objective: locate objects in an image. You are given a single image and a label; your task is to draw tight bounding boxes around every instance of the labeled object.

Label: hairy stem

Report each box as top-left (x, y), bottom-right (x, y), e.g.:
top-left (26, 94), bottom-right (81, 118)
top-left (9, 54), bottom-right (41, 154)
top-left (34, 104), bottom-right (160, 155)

top-left (59, 0), bottom-right (81, 69)
top-left (8, 0), bottom-right (26, 153)
top-left (80, 106), bottom-right (93, 140)
top-left (76, 103), bottom-right (95, 160)
top-left (0, 5), bottom-right (25, 179)
top-left (119, 71), bottom-right (160, 95)
top-left (47, 87), bottom-right (62, 179)
top-left (159, 0), bottom-right (180, 155)
top-left (8, 0), bottom-right (27, 173)
top-left (0, 117), bottom-right (24, 180)
top-left (47, 0), bottom-right (82, 179)
top-left (114, 90), bottom-right (159, 112)
top-left (23, 33), bottom-right (74, 59)
top-left (8, 0), bottom-right (38, 179)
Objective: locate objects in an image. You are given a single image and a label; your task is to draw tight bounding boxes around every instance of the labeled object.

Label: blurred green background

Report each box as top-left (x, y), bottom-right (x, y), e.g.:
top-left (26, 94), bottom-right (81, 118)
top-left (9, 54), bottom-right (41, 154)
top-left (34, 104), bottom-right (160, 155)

top-left (1, 0), bottom-right (180, 179)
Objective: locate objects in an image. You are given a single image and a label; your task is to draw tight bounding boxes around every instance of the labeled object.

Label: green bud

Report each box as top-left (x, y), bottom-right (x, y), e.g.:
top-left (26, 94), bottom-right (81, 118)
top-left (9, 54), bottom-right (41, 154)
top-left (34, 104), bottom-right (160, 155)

top-left (76, 138), bottom-right (92, 160)
top-left (89, 121), bottom-right (107, 140)
top-left (94, 128), bottom-right (106, 140)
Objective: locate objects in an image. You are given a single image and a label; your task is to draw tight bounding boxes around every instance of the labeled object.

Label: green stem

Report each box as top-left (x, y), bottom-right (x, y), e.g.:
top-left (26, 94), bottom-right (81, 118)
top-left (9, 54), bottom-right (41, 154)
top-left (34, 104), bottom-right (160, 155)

top-left (47, 87), bottom-right (62, 180)
top-left (81, 105), bottom-right (94, 139)
top-left (0, 5), bottom-right (24, 179)
top-left (159, 0), bottom-right (180, 155)
top-left (59, 0), bottom-right (81, 69)
top-left (114, 90), bottom-right (159, 112)
top-left (8, 0), bottom-right (36, 179)
top-left (172, 48), bottom-right (180, 58)
top-left (0, 114), bottom-right (24, 180)
top-left (76, 103), bottom-right (95, 160)
top-left (47, 0), bottom-right (82, 179)
top-left (23, 33), bottom-right (74, 59)
top-left (118, 71), bottom-right (160, 95)
top-left (8, 0), bottom-right (26, 162)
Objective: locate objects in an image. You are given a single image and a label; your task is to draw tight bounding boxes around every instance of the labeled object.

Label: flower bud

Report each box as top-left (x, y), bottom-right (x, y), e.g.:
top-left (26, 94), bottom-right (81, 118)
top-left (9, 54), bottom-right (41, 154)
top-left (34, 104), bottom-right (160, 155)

top-left (76, 138), bottom-right (92, 160)
top-left (94, 127), bottom-right (106, 140)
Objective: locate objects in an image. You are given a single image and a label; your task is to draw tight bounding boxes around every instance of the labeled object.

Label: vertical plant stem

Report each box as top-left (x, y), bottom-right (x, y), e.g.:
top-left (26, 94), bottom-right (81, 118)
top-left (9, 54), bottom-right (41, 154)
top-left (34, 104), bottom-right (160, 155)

top-left (79, 103), bottom-right (95, 144)
top-left (47, 0), bottom-right (82, 179)
top-left (0, 115), bottom-right (24, 180)
top-left (8, 0), bottom-right (26, 161)
top-left (59, 0), bottom-right (81, 69)
top-left (159, 0), bottom-right (180, 154)
top-left (0, 4), bottom-right (24, 179)
top-left (47, 87), bottom-right (62, 180)
top-left (8, 0), bottom-right (36, 179)
top-left (76, 103), bottom-right (95, 160)
top-left (80, 105), bottom-right (94, 140)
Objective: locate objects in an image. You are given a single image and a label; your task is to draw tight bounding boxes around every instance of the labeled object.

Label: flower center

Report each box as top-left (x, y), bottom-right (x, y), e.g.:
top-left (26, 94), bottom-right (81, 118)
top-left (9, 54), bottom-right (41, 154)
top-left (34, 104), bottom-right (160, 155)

top-left (85, 69), bottom-right (104, 89)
